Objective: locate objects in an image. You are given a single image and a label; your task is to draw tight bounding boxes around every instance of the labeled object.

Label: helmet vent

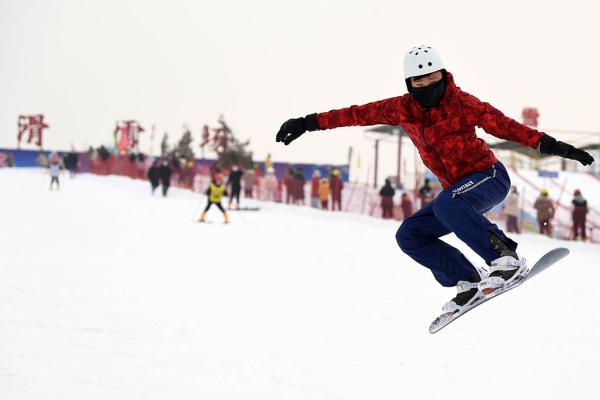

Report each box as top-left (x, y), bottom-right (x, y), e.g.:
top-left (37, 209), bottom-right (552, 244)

top-left (418, 64), bottom-right (423, 69)
top-left (428, 62), bottom-right (432, 66)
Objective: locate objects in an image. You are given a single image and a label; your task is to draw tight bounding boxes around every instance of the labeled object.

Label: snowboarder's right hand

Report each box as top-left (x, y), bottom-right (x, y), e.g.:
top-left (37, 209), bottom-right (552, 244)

top-left (276, 113), bottom-right (320, 145)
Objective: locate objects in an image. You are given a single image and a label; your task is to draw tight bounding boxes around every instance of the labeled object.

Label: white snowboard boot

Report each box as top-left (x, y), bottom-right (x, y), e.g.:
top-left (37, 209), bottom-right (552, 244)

top-left (479, 255), bottom-right (528, 294)
top-left (442, 271), bottom-right (486, 314)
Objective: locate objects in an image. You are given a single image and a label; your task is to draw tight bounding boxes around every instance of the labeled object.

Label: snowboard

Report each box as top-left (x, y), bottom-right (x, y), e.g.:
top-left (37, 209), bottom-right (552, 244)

top-left (429, 247), bottom-right (570, 334)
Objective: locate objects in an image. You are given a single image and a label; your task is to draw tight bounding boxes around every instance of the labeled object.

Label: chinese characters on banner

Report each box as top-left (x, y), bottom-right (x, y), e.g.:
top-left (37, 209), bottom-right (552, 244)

top-left (17, 115), bottom-right (49, 148)
top-left (521, 107), bottom-right (539, 127)
top-left (199, 116), bottom-right (232, 155)
top-left (199, 125), bottom-right (210, 148)
top-left (113, 120), bottom-right (145, 154)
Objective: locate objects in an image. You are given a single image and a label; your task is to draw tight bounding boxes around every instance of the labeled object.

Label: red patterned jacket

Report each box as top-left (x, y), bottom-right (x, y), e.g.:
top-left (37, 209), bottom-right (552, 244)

top-left (316, 72), bottom-right (544, 189)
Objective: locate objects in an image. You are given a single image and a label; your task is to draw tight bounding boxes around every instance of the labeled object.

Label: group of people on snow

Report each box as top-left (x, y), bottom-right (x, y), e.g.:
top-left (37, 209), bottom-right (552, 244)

top-left (38, 151), bottom-right (80, 190)
top-left (308, 168), bottom-right (343, 210)
top-left (378, 179), bottom-right (415, 220)
top-left (147, 159), bottom-right (173, 197)
top-left (533, 188), bottom-right (589, 241)
top-left (503, 186), bottom-right (590, 241)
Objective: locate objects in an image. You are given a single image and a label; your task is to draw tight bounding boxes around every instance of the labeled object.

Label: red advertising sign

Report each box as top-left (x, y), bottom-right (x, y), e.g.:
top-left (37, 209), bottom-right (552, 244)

top-left (522, 107), bottom-right (539, 127)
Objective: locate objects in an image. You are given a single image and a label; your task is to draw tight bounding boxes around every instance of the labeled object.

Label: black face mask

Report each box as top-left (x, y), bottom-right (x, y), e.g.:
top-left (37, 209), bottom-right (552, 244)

top-left (406, 71), bottom-right (447, 109)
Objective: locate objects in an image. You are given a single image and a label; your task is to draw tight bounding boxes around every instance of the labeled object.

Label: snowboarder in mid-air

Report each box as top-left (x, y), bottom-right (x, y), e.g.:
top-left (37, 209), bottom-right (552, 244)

top-left (275, 45), bottom-right (595, 316)
top-left (199, 173), bottom-right (229, 223)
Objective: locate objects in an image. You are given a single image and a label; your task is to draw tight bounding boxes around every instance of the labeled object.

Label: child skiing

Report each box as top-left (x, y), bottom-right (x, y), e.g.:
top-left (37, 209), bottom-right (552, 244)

top-left (49, 153), bottom-right (63, 190)
top-left (199, 173), bottom-right (229, 223)
top-left (275, 45), bottom-right (595, 315)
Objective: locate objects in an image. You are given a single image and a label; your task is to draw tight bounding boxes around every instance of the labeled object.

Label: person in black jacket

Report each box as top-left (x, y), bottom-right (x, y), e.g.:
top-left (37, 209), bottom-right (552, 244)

top-left (63, 151), bottom-right (79, 177)
top-left (158, 160), bottom-right (172, 197)
top-left (227, 164), bottom-right (243, 209)
top-left (572, 189), bottom-right (588, 241)
top-left (147, 160), bottom-right (160, 194)
top-left (379, 179), bottom-right (396, 219)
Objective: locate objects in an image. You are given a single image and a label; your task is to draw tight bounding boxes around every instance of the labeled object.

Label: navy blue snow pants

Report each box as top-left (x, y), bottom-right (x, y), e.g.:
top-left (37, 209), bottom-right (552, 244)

top-left (396, 162), bottom-right (517, 287)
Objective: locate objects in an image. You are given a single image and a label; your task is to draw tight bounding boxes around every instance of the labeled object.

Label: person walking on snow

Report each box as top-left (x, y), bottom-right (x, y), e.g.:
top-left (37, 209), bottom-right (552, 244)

top-left (571, 189), bottom-right (588, 241)
top-left (242, 168), bottom-right (256, 198)
top-left (379, 178), bottom-right (396, 219)
top-left (158, 160), bottom-right (172, 197)
top-left (227, 164), bottom-right (243, 209)
top-left (329, 169), bottom-right (343, 211)
top-left (418, 178), bottom-right (434, 209)
top-left (504, 186), bottom-right (521, 234)
top-left (147, 160), bottom-right (160, 194)
top-left (318, 178), bottom-right (330, 210)
top-left (199, 173), bottom-right (229, 223)
top-left (534, 188), bottom-right (555, 236)
top-left (275, 45), bottom-right (595, 315)
top-left (310, 170), bottom-right (321, 208)
top-left (400, 192), bottom-right (414, 219)
top-left (263, 167), bottom-right (278, 201)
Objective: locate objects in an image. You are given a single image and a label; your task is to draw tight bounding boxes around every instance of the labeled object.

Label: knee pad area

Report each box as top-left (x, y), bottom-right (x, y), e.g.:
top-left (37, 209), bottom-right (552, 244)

top-left (396, 222), bottom-right (419, 253)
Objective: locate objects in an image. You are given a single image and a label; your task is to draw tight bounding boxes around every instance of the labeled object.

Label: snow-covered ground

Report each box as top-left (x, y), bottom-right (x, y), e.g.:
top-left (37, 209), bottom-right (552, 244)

top-left (1, 168), bottom-right (599, 400)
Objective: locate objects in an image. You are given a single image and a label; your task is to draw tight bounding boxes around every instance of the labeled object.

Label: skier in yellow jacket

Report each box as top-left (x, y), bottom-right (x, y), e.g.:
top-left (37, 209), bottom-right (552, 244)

top-left (199, 173), bottom-right (229, 223)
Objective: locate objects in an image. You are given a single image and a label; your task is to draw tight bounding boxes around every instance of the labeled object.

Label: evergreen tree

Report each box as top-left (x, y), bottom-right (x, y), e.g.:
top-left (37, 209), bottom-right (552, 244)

top-left (160, 133), bottom-right (169, 157)
top-left (175, 128), bottom-right (195, 162)
top-left (213, 115), bottom-right (253, 169)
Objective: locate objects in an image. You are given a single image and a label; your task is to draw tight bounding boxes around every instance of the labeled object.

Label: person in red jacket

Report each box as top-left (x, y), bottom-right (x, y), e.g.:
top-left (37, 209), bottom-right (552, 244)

top-left (400, 192), bottom-right (414, 220)
top-left (329, 169), bottom-right (343, 211)
top-left (275, 45), bottom-right (595, 314)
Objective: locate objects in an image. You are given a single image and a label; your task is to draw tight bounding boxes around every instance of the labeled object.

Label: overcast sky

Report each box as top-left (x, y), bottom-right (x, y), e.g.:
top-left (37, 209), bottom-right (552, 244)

top-left (1, 0), bottom-right (599, 181)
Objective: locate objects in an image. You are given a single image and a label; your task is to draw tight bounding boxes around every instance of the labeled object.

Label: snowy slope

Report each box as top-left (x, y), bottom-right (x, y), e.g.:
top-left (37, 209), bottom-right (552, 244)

top-left (1, 168), bottom-right (599, 400)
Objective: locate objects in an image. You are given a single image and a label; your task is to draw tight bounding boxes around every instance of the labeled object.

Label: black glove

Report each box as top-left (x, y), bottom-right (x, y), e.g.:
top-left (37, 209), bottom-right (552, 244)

top-left (538, 134), bottom-right (595, 166)
top-left (275, 113), bottom-right (320, 145)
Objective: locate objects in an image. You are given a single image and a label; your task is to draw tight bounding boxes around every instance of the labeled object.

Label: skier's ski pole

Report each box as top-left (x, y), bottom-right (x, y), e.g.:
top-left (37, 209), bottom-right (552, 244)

top-left (191, 196), bottom-right (203, 222)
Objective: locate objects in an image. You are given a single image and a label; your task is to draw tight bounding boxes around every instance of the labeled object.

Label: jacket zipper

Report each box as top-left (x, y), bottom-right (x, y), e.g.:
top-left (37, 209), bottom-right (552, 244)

top-left (421, 111), bottom-right (451, 185)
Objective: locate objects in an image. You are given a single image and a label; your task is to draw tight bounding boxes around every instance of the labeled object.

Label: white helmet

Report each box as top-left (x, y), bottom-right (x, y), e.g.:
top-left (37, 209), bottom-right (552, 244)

top-left (403, 45), bottom-right (445, 79)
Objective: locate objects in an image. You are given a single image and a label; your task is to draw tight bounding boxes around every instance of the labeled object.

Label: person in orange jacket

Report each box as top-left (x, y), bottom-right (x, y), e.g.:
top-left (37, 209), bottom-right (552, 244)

top-left (318, 178), bottom-right (330, 210)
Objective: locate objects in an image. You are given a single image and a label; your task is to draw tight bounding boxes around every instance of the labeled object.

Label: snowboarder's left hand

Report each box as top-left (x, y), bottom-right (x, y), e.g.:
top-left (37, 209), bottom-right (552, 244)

top-left (539, 134), bottom-right (595, 166)
top-left (276, 114), bottom-right (319, 145)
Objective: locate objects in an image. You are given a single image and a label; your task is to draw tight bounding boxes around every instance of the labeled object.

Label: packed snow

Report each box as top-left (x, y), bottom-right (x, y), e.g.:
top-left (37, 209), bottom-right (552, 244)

top-left (1, 168), bottom-right (598, 400)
